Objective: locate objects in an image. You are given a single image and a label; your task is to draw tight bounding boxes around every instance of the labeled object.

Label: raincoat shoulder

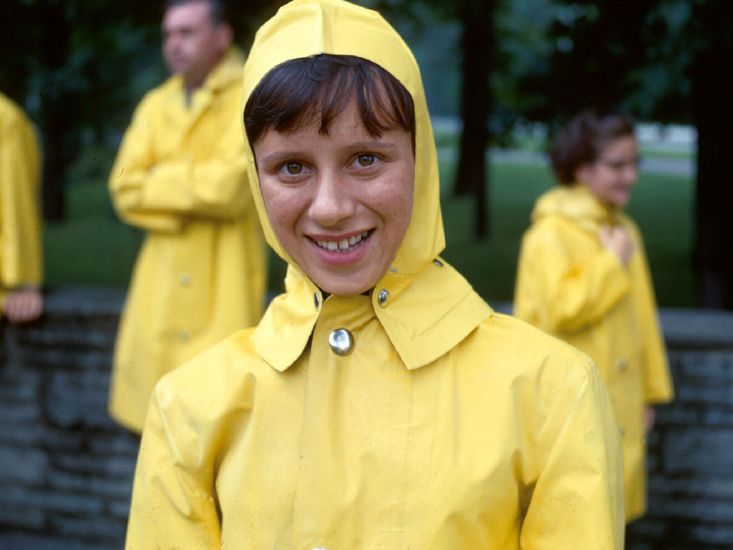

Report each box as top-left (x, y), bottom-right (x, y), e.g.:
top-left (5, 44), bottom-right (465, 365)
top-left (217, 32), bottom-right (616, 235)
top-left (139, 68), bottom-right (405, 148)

top-left (0, 92), bottom-right (42, 303)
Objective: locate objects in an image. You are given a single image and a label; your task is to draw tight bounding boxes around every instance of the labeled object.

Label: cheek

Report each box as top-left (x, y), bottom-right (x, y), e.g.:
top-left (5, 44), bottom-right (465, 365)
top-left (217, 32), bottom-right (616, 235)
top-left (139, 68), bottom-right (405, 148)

top-left (260, 182), bottom-right (302, 237)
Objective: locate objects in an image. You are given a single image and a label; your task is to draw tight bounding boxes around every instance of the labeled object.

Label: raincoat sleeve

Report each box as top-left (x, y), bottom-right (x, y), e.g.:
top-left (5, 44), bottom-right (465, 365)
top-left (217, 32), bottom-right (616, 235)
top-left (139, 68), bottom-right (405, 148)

top-left (628, 222), bottom-right (674, 403)
top-left (0, 112), bottom-right (42, 289)
top-left (515, 221), bottom-right (631, 333)
top-left (109, 94), bottom-right (251, 233)
top-left (520, 357), bottom-right (624, 549)
top-left (126, 375), bottom-right (221, 548)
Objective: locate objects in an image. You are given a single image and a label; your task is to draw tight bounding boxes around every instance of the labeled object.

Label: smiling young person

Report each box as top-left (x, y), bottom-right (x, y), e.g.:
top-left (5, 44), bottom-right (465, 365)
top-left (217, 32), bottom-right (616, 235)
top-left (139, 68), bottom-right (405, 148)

top-left (514, 111), bottom-right (675, 522)
top-left (126, 2), bottom-right (624, 548)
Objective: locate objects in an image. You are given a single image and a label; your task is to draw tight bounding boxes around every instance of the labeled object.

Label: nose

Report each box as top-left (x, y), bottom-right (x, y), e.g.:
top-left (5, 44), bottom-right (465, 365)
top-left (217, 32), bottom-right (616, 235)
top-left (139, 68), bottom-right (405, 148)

top-left (308, 170), bottom-right (355, 228)
top-left (623, 163), bottom-right (638, 185)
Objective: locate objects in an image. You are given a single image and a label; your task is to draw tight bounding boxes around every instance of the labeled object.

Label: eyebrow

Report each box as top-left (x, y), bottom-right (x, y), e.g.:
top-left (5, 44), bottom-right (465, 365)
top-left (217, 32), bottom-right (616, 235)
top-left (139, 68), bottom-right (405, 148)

top-left (259, 141), bottom-right (400, 166)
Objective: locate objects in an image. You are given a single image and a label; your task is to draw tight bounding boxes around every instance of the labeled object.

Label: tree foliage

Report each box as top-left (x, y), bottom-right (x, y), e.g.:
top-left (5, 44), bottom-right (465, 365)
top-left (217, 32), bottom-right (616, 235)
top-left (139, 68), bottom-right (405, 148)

top-left (0, 0), bottom-right (281, 220)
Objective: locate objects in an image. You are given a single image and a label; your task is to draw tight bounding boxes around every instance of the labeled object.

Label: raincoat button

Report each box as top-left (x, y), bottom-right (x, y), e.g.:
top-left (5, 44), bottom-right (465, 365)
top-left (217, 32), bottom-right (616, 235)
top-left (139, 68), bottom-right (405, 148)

top-left (377, 289), bottom-right (389, 307)
top-left (314, 293), bottom-right (320, 309)
top-left (616, 358), bottom-right (628, 371)
top-left (328, 328), bottom-right (354, 356)
top-left (433, 258), bottom-right (444, 267)
top-left (179, 272), bottom-right (192, 286)
top-left (179, 330), bottom-right (191, 342)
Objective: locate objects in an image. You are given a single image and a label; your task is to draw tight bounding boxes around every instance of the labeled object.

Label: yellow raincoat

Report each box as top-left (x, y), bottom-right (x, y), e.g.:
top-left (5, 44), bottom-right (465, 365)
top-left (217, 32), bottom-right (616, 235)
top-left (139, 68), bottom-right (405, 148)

top-left (108, 48), bottom-right (266, 433)
top-left (514, 184), bottom-right (675, 521)
top-left (0, 92), bottom-right (42, 311)
top-left (126, 1), bottom-right (624, 547)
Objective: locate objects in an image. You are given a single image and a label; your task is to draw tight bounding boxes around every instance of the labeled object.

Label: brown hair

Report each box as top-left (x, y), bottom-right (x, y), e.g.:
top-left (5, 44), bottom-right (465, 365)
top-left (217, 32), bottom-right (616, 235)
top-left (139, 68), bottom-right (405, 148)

top-left (244, 54), bottom-right (415, 149)
top-left (549, 111), bottom-right (635, 184)
top-left (164, 0), bottom-right (228, 25)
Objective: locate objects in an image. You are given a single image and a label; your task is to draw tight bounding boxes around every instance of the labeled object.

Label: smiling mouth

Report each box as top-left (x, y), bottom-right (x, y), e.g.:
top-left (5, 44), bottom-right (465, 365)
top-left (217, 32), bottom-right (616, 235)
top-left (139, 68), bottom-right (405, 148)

top-left (312, 231), bottom-right (371, 252)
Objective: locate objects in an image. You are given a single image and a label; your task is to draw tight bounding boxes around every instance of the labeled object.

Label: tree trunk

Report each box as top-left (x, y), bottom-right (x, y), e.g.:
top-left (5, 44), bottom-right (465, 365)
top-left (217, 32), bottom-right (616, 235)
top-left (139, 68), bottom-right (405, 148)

top-left (454, 0), bottom-right (493, 239)
top-left (38, 1), bottom-right (73, 222)
top-left (691, 9), bottom-right (733, 309)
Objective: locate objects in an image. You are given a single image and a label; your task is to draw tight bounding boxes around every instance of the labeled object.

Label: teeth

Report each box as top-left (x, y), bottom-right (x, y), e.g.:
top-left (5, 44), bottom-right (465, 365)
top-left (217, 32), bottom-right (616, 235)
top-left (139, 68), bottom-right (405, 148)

top-left (315, 231), bottom-right (370, 252)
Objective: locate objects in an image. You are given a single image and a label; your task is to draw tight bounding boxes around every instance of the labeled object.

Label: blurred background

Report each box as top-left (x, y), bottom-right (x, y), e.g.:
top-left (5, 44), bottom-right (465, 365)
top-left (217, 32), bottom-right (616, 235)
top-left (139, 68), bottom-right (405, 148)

top-left (1, 0), bottom-right (730, 310)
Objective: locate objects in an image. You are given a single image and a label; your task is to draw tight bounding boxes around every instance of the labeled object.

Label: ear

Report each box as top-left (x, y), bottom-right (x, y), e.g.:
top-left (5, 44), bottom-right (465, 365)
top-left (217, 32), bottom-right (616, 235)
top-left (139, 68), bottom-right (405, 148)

top-left (216, 23), bottom-right (233, 51)
top-left (575, 162), bottom-right (593, 185)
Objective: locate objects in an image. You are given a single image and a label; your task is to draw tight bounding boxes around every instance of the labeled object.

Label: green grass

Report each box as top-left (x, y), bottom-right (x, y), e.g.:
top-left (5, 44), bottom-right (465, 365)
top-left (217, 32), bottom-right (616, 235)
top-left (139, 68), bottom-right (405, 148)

top-left (44, 182), bottom-right (142, 287)
top-left (44, 153), bottom-right (694, 307)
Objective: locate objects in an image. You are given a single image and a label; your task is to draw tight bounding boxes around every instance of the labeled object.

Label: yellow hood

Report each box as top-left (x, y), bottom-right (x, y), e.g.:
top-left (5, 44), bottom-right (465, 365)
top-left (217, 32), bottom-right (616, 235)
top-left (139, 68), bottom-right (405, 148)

top-left (242, 0), bottom-right (444, 274)
top-left (244, 0), bottom-right (490, 372)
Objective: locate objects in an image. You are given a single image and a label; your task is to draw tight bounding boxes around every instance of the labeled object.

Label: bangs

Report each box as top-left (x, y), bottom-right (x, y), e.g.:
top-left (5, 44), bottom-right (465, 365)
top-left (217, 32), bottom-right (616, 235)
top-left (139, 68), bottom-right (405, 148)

top-left (245, 55), bottom-right (415, 147)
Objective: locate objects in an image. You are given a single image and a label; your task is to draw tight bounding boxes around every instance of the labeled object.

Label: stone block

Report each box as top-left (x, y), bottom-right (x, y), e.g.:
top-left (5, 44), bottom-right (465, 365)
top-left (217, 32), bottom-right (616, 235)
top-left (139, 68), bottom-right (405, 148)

top-left (1, 487), bottom-right (104, 517)
top-left (676, 382), bottom-right (733, 406)
top-left (663, 428), bottom-right (733, 475)
top-left (0, 448), bottom-right (48, 485)
top-left (701, 407), bottom-right (733, 427)
top-left (44, 370), bottom-right (115, 429)
top-left (0, 401), bottom-right (40, 424)
top-left (0, 505), bottom-right (46, 531)
top-left (654, 403), bottom-right (700, 426)
top-left (50, 515), bottom-right (126, 544)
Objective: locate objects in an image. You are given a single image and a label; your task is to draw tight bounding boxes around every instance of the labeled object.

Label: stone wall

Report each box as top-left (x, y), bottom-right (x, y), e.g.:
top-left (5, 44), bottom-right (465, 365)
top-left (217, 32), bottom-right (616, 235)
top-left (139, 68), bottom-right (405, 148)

top-left (627, 309), bottom-right (733, 549)
top-left (0, 288), bottom-right (134, 550)
top-left (0, 290), bottom-right (731, 548)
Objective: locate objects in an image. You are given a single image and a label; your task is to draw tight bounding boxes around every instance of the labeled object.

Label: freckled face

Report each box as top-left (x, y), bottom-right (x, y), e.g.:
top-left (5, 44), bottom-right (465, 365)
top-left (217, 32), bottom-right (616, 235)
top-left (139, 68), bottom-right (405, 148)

top-left (254, 102), bottom-right (415, 296)
top-left (577, 136), bottom-right (639, 208)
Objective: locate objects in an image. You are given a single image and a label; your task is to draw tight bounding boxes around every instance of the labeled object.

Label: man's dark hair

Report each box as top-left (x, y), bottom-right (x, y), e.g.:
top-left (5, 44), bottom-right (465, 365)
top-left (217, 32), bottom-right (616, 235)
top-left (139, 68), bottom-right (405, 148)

top-left (165, 0), bottom-right (228, 25)
top-left (244, 54), bottom-right (415, 149)
top-left (549, 111), bottom-right (635, 185)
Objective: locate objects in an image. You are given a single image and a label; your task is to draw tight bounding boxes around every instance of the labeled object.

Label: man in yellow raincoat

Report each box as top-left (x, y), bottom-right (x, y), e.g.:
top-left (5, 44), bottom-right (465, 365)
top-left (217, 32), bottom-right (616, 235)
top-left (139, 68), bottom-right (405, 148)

top-left (514, 111), bottom-right (675, 522)
top-left (107, 0), bottom-right (266, 433)
top-left (125, 1), bottom-right (625, 547)
top-left (0, 92), bottom-right (43, 324)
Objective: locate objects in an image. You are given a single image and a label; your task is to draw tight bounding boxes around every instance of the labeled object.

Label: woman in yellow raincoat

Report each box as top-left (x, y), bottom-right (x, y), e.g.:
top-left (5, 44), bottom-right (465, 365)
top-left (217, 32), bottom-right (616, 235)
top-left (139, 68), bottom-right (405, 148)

top-left (514, 111), bottom-right (675, 522)
top-left (0, 92), bottom-right (43, 323)
top-left (126, 2), bottom-right (624, 547)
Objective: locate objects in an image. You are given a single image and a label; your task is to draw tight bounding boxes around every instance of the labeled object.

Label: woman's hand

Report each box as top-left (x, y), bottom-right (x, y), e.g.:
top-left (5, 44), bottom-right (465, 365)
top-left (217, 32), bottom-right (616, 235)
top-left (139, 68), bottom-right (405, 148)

top-left (4, 287), bottom-right (43, 324)
top-left (599, 225), bottom-right (634, 265)
top-left (644, 406), bottom-right (656, 433)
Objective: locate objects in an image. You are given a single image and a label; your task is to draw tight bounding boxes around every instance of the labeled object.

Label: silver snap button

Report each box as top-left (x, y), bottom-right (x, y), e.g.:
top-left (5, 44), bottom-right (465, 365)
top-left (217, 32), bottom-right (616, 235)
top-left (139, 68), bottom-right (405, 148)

top-left (377, 289), bottom-right (389, 307)
top-left (616, 358), bottom-right (628, 371)
top-left (328, 328), bottom-right (354, 356)
top-left (179, 272), bottom-right (192, 286)
top-left (179, 330), bottom-right (191, 342)
top-left (433, 258), bottom-right (444, 267)
top-left (314, 293), bottom-right (320, 309)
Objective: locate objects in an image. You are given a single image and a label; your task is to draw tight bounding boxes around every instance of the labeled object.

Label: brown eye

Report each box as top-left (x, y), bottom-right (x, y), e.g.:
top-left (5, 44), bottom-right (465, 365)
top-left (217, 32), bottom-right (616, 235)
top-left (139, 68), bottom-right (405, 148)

top-left (284, 162), bottom-right (303, 175)
top-left (356, 154), bottom-right (376, 167)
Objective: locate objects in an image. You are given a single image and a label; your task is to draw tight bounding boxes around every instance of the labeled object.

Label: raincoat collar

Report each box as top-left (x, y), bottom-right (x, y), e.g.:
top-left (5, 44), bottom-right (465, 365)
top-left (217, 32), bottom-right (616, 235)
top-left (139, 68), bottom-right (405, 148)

top-left (532, 184), bottom-right (621, 231)
top-left (202, 47), bottom-right (245, 93)
top-left (246, 0), bottom-right (492, 371)
top-left (253, 261), bottom-right (493, 372)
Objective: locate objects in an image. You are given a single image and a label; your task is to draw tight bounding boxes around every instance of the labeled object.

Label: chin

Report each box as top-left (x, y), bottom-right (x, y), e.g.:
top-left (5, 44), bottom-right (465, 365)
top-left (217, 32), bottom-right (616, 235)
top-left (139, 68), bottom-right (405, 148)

top-left (314, 275), bottom-right (374, 297)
